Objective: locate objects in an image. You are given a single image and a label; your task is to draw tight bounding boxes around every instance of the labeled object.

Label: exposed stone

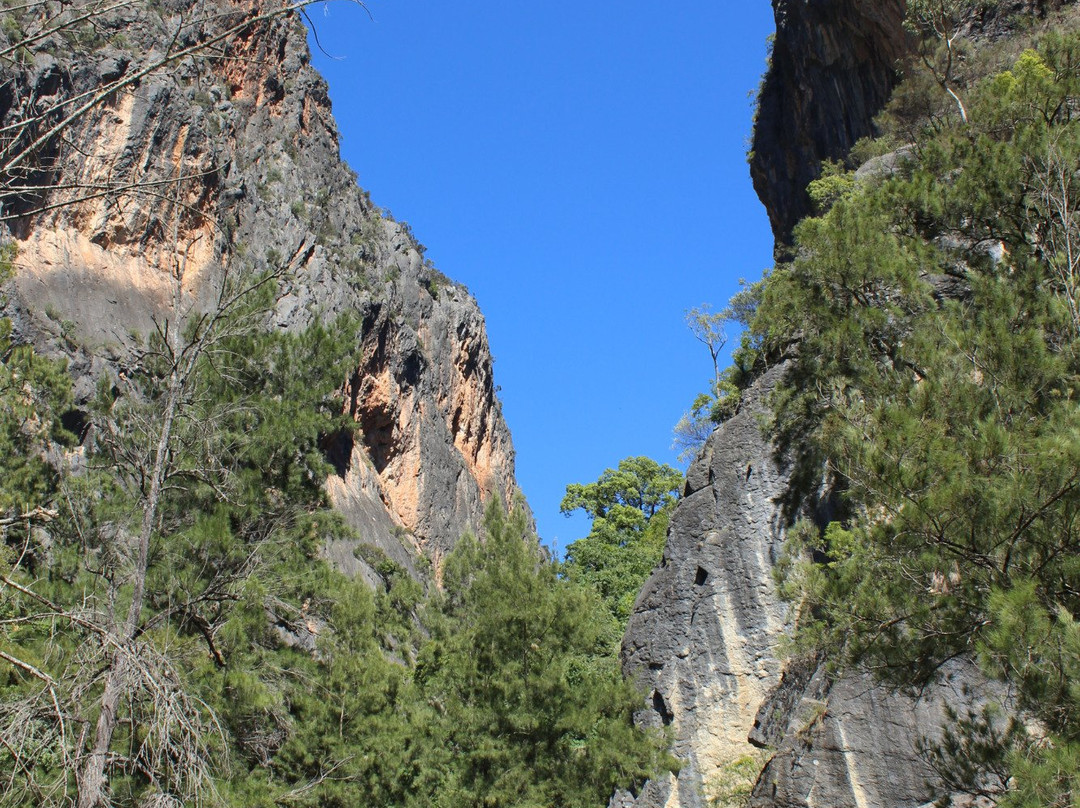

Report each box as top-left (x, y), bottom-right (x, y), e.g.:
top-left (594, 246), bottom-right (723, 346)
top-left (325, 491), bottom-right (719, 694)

top-left (1, 0), bottom-right (517, 575)
top-left (749, 660), bottom-right (1004, 808)
top-left (620, 364), bottom-right (794, 808)
top-left (749, 0), bottom-right (909, 243)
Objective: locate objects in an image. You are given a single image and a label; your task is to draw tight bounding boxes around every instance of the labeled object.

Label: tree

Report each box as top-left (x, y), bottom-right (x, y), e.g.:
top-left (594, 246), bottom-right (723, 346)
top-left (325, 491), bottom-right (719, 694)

top-left (412, 499), bottom-right (673, 807)
top-left (674, 285), bottom-right (762, 462)
top-left (561, 456), bottom-right (682, 521)
top-left (0, 241), bottom-right (74, 553)
top-left (685, 304), bottom-right (728, 389)
top-left (903, 0), bottom-right (986, 123)
top-left (561, 457), bottom-right (681, 626)
top-left (1, 190), bottom-right (359, 805)
top-left (757, 34), bottom-right (1080, 807)
top-left (672, 392), bottom-right (717, 464)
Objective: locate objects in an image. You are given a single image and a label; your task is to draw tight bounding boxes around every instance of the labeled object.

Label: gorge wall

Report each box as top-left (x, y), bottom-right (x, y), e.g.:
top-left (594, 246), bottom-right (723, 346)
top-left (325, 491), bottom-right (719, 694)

top-left (620, 2), bottom-right (1062, 807)
top-left (749, 0), bottom-right (908, 243)
top-left (0, 0), bottom-right (517, 584)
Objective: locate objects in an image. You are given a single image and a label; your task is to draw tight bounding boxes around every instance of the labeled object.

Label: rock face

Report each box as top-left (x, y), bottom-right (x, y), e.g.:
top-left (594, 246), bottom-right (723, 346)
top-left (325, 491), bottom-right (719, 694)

top-left (748, 0), bottom-right (1068, 243)
top-left (747, 660), bottom-right (1000, 808)
top-left (617, 363), bottom-right (1003, 808)
top-left (619, 365), bottom-right (793, 808)
top-left (748, 0), bottom-right (909, 243)
top-left (617, 2), bottom-right (1062, 805)
top-left (0, 0), bottom-right (516, 581)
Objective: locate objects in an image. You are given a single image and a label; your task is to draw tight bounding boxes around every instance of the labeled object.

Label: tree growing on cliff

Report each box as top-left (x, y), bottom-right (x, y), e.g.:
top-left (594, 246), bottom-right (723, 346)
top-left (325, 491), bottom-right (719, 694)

top-left (0, 200), bottom-right (359, 806)
top-left (673, 283), bottom-right (761, 462)
top-left (903, 0), bottom-right (1000, 124)
top-left (759, 33), bottom-right (1080, 807)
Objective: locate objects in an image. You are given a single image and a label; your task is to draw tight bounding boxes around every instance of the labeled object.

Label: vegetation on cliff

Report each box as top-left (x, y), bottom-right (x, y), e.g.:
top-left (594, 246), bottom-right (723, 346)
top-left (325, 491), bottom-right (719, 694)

top-left (735, 15), bottom-right (1080, 806)
top-left (0, 2), bottom-right (673, 806)
top-left (0, 262), bottom-right (671, 806)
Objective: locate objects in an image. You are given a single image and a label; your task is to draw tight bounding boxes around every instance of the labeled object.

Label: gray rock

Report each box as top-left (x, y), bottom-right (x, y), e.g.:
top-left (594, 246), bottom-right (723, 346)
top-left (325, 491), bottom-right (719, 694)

top-left (749, 660), bottom-right (1005, 808)
top-left (621, 364), bottom-right (794, 807)
top-left (1, 1), bottom-right (518, 577)
top-left (620, 361), bottom-right (1007, 808)
top-left (749, 0), bottom-right (909, 243)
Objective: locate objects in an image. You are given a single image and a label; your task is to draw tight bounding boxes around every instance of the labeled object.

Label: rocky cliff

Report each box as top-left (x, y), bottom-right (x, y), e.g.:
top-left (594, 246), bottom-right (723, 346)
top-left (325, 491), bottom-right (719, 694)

top-left (616, 365), bottom-right (999, 808)
top-left (748, 0), bottom-right (908, 243)
top-left (619, 2), bottom-right (1058, 807)
top-left (0, 0), bottom-right (516, 583)
top-left (616, 365), bottom-right (793, 808)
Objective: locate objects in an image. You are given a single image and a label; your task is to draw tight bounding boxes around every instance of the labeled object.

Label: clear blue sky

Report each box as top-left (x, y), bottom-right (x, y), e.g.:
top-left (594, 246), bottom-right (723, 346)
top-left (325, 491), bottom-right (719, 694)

top-left (307, 1), bottom-right (777, 553)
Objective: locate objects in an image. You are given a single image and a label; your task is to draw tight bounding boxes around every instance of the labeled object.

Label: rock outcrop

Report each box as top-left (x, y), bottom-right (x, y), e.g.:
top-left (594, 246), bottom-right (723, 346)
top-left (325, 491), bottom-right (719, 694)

top-left (748, 0), bottom-right (908, 243)
top-left (618, 365), bottom-right (793, 808)
top-left (618, 2), bottom-right (1064, 806)
top-left (616, 366), bottom-right (1003, 808)
top-left (748, 0), bottom-right (1068, 243)
top-left (0, 0), bottom-right (516, 582)
top-left (747, 660), bottom-right (1001, 808)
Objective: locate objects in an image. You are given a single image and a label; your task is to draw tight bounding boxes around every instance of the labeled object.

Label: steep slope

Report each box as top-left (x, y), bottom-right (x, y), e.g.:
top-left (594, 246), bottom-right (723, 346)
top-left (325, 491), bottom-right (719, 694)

top-left (0, 0), bottom-right (516, 581)
top-left (620, 3), bottom-right (1072, 807)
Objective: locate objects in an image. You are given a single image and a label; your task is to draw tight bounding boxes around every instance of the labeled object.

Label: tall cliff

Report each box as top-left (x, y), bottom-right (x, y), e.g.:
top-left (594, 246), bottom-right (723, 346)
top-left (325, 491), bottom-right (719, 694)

top-left (0, 0), bottom-right (517, 581)
top-left (620, 2), bottom-right (1066, 807)
top-left (749, 0), bottom-right (908, 243)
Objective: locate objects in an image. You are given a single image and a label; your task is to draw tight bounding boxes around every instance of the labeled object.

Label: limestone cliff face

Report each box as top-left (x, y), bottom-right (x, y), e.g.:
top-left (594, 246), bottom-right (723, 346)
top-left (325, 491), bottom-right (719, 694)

top-left (0, 0), bottom-right (516, 581)
top-left (747, 660), bottom-right (1001, 808)
top-left (618, 3), bottom-right (1049, 807)
top-left (748, 0), bottom-right (908, 243)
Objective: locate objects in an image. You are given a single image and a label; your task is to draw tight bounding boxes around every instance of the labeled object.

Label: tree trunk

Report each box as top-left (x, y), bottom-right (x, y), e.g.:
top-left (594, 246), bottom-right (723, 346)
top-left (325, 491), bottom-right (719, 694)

top-left (76, 370), bottom-right (182, 808)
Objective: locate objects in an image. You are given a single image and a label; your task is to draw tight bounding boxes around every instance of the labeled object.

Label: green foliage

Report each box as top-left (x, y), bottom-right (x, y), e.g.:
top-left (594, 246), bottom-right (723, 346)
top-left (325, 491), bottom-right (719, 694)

top-left (1, 270), bottom-right (672, 807)
top-left (0, 241), bottom-right (75, 571)
top-left (561, 457), bottom-right (681, 627)
top-left (414, 500), bottom-right (673, 807)
top-left (0, 262), bottom-right (368, 806)
top-left (806, 160), bottom-right (855, 215)
top-left (561, 456), bottom-right (682, 520)
top-left (753, 28), bottom-right (1080, 806)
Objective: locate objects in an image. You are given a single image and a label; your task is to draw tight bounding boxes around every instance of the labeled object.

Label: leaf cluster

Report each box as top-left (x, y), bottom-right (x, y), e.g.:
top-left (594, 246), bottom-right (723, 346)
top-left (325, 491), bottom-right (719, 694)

top-left (561, 457), bottom-right (681, 629)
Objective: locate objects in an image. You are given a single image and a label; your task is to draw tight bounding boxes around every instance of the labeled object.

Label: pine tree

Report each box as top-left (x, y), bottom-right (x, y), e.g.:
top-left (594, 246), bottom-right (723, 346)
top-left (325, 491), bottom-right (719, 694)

top-left (756, 30), bottom-right (1080, 807)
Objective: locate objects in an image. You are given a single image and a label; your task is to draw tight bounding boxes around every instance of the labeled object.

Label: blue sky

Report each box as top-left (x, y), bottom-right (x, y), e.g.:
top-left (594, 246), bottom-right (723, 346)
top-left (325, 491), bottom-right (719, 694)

top-left (307, 1), bottom-right (777, 553)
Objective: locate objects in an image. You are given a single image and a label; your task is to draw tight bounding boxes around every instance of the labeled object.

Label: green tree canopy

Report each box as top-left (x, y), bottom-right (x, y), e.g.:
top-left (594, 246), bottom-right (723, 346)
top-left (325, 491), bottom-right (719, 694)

top-left (413, 499), bottom-right (673, 807)
top-left (561, 456), bottom-right (682, 520)
top-left (561, 457), bottom-right (682, 627)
